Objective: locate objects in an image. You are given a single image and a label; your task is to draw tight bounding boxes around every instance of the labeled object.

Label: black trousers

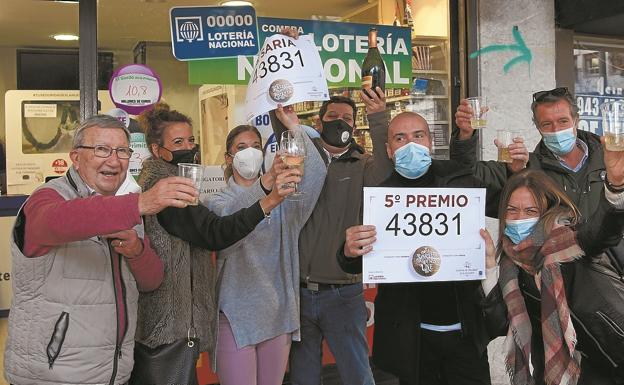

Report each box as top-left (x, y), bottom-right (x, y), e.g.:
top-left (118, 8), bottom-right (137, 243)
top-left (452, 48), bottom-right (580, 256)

top-left (400, 329), bottom-right (491, 385)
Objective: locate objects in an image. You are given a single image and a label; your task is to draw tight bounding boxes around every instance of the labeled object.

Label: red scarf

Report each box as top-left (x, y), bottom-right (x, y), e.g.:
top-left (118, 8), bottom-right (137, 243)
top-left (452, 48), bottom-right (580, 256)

top-left (499, 222), bottom-right (583, 385)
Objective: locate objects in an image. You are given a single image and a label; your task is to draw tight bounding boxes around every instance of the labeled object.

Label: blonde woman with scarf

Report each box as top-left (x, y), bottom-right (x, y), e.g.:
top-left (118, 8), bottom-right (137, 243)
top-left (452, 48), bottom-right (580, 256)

top-left (480, 139), bottom-right (624, 385)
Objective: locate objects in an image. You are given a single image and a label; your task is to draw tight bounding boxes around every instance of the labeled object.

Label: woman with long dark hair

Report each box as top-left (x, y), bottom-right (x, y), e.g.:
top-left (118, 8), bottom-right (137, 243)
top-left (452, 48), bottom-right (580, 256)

top-left (481, 140), bottom-right (624, 385)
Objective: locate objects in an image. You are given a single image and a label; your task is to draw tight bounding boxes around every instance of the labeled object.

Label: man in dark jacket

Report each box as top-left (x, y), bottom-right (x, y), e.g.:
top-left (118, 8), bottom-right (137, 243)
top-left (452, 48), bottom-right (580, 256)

top-left (337, 111), bottom-right (510, 385)
top-left (271, 89), bottom-right (394, 385)
top-left (451, 87), bottom-right (624, 269)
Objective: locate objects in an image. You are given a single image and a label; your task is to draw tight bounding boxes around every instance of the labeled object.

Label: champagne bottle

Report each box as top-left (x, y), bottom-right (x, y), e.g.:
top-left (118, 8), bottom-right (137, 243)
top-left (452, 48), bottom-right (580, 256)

top-left (361, 28), bottom-right (386, 97)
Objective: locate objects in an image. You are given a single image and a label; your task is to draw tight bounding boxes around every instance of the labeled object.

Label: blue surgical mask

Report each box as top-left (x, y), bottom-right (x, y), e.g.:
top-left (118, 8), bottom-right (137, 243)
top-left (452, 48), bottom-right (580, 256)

top-left (541, 126), bottom-right (576, 156)
top-left (393, 142), bottom-right (432, 179)
top-left (504, 217), bottom-right (539, 244)
top-left (302, 124), bottom-right (321, 139)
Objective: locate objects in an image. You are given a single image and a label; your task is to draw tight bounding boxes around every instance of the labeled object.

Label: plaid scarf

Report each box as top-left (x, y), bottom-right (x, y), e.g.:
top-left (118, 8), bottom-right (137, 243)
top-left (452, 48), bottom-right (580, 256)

top-left (499, 219), bottom-right (584, 385)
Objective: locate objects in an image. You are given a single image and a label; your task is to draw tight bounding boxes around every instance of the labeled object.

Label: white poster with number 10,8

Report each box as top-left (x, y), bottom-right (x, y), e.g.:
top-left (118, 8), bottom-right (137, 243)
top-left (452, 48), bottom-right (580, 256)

top-left (362, 187), bottom-right (486, 284)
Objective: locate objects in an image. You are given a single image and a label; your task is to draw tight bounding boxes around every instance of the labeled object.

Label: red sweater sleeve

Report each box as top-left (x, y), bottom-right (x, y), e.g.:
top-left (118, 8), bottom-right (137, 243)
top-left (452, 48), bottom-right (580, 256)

top-left (23, 188), bottom-right (142, 257)
top-left (126, 236), bottom-right (164, 292)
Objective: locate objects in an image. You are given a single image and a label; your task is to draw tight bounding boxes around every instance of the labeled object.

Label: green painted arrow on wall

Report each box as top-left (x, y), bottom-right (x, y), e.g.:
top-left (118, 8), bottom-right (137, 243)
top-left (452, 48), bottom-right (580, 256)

top-left (469, 26), bottom-right (532, 74)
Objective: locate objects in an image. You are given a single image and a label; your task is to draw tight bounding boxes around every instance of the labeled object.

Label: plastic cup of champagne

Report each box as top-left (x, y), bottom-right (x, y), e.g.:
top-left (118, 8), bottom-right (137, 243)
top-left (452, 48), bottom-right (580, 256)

top-left (178, 163), bottom-right (203, 205)
top-left (602, 100), bottom-right (624, 151)
top-left (467, 96), bottom-right (488, 129)
top-left (496, 129), bottom-right (518, 163)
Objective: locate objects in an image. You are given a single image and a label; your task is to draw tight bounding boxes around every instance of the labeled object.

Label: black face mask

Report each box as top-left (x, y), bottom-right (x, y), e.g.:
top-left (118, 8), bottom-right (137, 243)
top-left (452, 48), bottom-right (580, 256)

top-left (321, 119), bottom-right (354, 148)
top-left (161, 145), bottom-right (199, 165)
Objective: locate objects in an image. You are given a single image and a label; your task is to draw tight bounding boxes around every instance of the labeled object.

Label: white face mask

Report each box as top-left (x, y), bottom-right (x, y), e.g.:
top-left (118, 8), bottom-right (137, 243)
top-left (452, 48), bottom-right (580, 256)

top-left (232, 147), bottom-right (264, 180)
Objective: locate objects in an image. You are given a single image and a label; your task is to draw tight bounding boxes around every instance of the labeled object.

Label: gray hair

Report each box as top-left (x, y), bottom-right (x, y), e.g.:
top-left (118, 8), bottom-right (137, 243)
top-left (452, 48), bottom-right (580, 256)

top-left (72, 115), bottom-right (131, 148)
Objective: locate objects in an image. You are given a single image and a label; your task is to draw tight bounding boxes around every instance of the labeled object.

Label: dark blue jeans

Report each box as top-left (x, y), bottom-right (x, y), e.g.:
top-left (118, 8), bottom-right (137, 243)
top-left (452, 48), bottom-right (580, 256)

top-left (289, 283), bottom-right (375, 385)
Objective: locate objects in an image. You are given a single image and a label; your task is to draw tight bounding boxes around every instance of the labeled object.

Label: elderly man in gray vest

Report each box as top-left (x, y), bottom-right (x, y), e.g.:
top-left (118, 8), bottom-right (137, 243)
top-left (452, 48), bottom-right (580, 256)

top-left (4, 115), bottom-right (198, 385)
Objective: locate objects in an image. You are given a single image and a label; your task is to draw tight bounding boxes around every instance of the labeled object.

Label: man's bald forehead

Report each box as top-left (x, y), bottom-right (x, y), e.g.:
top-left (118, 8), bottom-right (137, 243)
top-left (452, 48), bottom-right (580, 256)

top-left (389, 111), bottom-right (430, 134)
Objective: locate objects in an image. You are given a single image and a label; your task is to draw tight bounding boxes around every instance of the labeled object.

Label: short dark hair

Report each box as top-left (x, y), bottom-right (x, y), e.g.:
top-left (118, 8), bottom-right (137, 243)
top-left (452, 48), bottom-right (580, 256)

top-left (530, 88), bottom-right (579, 127)
top-left (318, 95), bottom-right (357, 122)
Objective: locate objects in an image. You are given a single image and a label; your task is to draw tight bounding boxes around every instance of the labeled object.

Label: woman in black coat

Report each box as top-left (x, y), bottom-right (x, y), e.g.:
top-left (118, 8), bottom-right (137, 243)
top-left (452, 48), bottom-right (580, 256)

top-left (481, 163), bottom-right (624, 385)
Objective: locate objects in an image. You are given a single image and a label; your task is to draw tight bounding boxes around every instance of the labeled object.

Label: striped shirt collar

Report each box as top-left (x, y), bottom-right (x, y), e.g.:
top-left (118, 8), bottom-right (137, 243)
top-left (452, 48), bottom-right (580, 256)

top-left (555, 139), bottom-right (588, 172)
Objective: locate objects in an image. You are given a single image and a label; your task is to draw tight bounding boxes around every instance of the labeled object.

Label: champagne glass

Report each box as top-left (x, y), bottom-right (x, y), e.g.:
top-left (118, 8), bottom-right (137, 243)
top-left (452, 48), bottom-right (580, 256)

top-left (280, 130), bottom-right (306, 197)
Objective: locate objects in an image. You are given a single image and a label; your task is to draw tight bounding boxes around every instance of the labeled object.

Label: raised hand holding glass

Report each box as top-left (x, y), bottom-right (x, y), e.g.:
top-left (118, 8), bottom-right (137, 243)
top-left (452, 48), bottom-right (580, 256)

top-left (279, 130), bottom-right (306, 197)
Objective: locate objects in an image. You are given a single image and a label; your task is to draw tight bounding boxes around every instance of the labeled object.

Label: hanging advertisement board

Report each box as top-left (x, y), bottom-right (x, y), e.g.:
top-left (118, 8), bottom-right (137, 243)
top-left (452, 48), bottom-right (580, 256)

top-left (170, 5), bottom-right (259, 60)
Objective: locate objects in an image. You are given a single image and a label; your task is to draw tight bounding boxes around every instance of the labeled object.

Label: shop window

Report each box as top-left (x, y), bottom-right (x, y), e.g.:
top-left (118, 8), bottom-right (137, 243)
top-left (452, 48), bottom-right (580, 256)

top-left (0, 1), bottom-right (79, 194)
top-left (574, 36), bottom-right (624, 135)
top-left (582, 52), bottom-right (601, 75)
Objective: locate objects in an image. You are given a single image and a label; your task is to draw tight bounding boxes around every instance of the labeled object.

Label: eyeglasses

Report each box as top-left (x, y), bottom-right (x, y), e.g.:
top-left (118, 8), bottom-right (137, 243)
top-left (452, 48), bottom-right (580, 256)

top-left (532, 87), bottom-right (571, 102)
top-left (76, 144), bottom-right (134, 159)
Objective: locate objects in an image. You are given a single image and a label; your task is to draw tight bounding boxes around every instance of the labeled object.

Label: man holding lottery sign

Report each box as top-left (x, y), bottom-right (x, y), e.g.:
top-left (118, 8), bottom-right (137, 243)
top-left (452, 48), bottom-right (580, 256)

top-left (337, 111), bottom-right (512, 385)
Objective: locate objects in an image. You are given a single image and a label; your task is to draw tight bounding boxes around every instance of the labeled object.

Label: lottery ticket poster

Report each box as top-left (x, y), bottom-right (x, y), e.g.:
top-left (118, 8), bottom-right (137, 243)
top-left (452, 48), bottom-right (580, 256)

top-left (244, 34), bottom-right (329, 122)
top-left (362, 187), bottom-right (486, 284)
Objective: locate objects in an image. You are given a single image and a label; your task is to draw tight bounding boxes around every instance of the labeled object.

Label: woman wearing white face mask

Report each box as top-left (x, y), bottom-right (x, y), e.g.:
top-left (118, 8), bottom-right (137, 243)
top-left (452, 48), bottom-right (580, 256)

top-left (204, 120), bottom-right (326, 385)
top-left (223, 125), bottom-right (265, 183)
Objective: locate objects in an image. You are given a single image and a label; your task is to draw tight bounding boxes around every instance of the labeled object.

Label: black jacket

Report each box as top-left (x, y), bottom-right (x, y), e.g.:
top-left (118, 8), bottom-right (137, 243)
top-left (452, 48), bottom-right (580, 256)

top-left (295, 111), bottom-right (394, 284)
top-left (337, 161), bottom-right (500, 383)
top-left (450, 129), bottom-right (624, 271)
top-left (139, 159), bottom-right (265, 250)
top-left (481, 193), bottom-right (624, 383)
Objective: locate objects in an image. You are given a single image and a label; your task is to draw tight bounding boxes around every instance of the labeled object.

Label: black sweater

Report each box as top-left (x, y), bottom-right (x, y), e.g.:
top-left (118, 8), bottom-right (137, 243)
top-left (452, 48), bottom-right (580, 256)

top-left (139, 158), bottom-right (266, 251)
top-left (157, 202), bottom-right (265, 251)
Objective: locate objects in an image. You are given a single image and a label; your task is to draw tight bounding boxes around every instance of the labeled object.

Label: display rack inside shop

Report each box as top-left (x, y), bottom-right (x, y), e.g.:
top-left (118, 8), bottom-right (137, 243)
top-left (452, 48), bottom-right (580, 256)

top-left (409, 35), bottom-right (451, 159)
top-left (294, 36), bottom-right (451, 159)
top-left (295, 89), bottom-right (410, 153)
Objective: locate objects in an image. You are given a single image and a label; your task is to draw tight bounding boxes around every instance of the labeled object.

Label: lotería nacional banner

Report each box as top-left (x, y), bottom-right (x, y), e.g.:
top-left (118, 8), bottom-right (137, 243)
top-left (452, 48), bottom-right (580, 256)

top-left (170, 5), bottom-right (260, 60)
top-left (188, 17), bottom-right (412, 89)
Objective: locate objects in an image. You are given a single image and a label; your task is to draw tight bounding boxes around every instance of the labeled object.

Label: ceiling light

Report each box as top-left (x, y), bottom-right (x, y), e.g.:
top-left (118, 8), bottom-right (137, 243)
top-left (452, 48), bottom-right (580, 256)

top-left (53, 34), bottom-right (79, 41)
top-left (220, 1), bottom-right (254, 6)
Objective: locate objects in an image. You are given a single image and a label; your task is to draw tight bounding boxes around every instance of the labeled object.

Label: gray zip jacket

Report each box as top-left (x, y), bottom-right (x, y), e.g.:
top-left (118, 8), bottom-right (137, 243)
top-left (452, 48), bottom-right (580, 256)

top-left (205, 128), bottom-right (325, 350)
top-left (4, 168), bottom-right (139, 385)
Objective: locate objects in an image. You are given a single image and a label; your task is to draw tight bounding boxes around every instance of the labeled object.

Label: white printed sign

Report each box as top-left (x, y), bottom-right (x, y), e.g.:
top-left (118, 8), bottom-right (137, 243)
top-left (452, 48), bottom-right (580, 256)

top-left (244, 34), bottom-right (329, 122)
top-left (24, 103), bottom-right (57, 118)
top-left (128, 133), bottom-right (151, 178)
top-left (199, 165), bottom-right (227, 202)
top-left (363, 187), bottom-right (486, 284)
